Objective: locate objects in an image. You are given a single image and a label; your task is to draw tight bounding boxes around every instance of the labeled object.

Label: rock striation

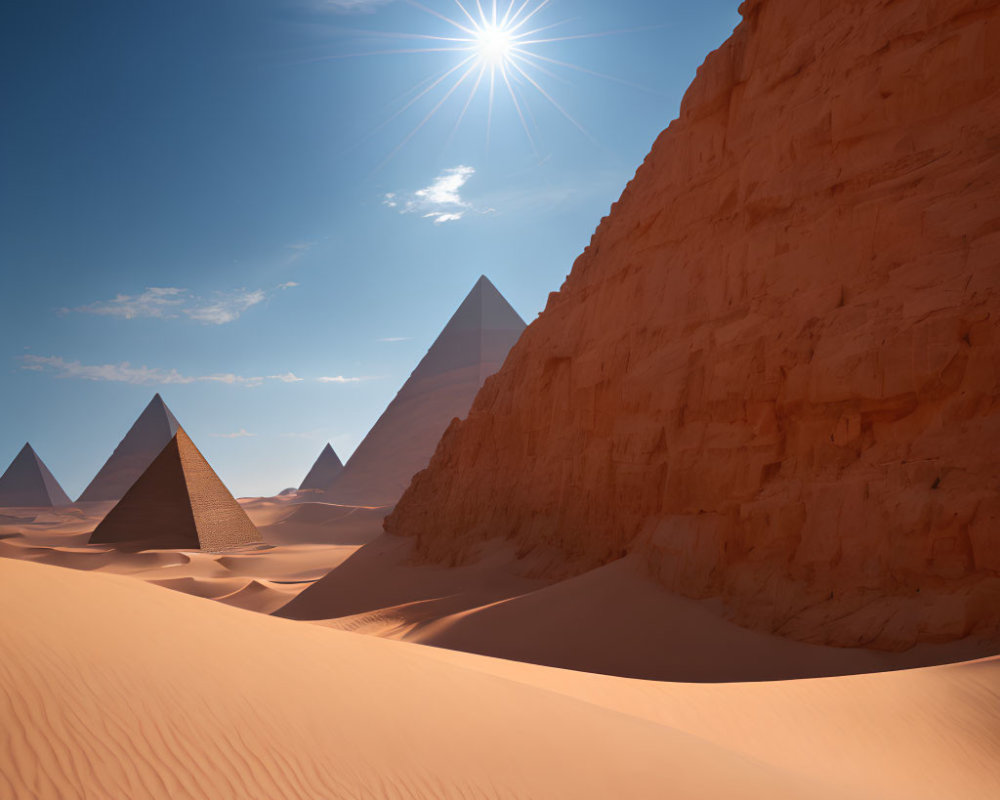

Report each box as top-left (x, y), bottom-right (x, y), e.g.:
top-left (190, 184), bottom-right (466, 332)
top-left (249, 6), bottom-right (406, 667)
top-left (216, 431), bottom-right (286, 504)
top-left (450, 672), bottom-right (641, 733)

top-left (298, 443), bottom-right (344, 492)
top-left (90, 428), bottom-right (264, 552)
top-left (387, 0), bottom-right (1000, 649)
top-left (78, 393), bottom-right (181, 503)
top-left (325, 275), bottom-right (526, 507)
top-left (0, 444), bottom-right (72, 508)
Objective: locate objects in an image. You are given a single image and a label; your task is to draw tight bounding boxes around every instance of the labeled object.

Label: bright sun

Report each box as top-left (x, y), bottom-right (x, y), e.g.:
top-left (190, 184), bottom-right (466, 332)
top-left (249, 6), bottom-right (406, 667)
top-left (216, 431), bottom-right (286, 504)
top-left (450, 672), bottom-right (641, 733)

top-left (347, 1), bottom-right (625, 162)
top-left (474, 24), bottom-right (514, 66)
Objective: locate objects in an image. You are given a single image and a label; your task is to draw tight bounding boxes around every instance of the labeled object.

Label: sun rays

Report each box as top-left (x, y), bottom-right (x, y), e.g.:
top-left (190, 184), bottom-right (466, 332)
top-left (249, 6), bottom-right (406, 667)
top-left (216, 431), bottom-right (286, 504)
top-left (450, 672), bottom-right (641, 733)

top-left (324, 0), bottom-right (643, 164)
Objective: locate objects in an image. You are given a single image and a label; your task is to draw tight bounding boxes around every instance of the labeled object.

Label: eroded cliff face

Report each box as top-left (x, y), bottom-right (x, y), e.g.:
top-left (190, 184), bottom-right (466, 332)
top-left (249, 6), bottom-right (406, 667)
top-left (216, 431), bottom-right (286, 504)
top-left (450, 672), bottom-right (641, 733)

top-left (385, 0), bottom-right (1000, 649)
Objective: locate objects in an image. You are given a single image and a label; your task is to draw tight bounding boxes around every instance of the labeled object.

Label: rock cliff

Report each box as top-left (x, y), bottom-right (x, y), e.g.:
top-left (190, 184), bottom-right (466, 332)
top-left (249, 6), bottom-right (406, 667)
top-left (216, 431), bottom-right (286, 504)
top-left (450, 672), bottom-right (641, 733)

top-left (386, 0), bottom-right (1000, 649)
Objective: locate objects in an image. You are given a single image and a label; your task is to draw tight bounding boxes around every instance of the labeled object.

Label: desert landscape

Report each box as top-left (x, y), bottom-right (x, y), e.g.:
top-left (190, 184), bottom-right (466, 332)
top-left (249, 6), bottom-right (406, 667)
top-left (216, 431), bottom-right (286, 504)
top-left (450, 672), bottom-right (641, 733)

top-left (2, 0), bottom-right (999, 797)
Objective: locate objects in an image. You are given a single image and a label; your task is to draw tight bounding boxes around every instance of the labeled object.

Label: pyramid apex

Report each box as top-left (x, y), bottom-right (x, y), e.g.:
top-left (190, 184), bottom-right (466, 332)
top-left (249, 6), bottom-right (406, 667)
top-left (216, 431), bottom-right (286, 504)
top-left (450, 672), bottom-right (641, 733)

top-left (77, 392), bottom-right (183, 503)
top-left (298, 442), bottom-right (344, 491)
top-left (0, 442), bottom-right (72, 507)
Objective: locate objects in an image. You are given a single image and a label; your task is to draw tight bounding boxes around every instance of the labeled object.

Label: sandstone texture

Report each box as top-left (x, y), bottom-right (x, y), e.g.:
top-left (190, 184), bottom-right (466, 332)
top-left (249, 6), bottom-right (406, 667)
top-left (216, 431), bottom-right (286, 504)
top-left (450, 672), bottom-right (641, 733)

top-left (387, 0), bottom-right (1000, 649)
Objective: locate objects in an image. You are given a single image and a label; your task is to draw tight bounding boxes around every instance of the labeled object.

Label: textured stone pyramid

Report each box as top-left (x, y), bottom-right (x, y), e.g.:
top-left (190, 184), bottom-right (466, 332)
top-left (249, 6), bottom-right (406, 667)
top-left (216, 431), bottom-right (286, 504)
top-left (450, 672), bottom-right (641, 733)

top-left (387, 0), bottom-right (1000, 649)
top-left (325, 275), bottom-right (526, 506)
top-left (89, 427), bottom-right (264, 551)
top-left (78, 393), bottom-right (181, 503)
top-left (0, 444), bottom-right (72, 508)
top-left (298, 443), bottom-right (344, 492)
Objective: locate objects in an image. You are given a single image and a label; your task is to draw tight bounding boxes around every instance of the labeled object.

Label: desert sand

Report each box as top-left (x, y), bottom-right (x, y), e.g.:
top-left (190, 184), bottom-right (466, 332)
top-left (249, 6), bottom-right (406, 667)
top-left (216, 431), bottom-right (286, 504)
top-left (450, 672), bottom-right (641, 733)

top-left (2, 555), bottom-right (999, 800)
top-left (0, 496), bottom-right (384, 616)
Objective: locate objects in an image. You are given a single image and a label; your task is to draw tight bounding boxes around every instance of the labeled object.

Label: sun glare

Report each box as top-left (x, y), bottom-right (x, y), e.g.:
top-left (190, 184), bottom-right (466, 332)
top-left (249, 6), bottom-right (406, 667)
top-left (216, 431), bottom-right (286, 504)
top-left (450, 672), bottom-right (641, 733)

top-left (474, 24), bottom-right (514, 66)
top-left (331, 1), bottom-right (645, 163)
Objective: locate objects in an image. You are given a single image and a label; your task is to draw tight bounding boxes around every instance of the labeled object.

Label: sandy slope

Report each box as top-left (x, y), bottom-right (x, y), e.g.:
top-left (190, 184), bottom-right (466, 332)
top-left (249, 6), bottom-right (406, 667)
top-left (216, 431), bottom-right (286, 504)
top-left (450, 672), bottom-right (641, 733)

top-left (276, 534), bottom-right (546, 624)
top-left (1, 557), bottom-right (998, 800)
top-left (405, 556), bottom-right (1000, 681)
top-left (279, 534), bottom-right (1000, 681)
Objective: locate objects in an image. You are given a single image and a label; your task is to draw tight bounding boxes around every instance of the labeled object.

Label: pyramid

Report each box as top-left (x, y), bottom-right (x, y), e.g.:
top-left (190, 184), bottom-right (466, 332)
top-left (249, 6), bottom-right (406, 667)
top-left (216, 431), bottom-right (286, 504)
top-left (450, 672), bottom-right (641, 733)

top-left (298, 443), bottom-right (344, 492)
top-left (0, 444), bottom-right (72, 508)
top-left (89, 427), bottom-right (264, 551)
top-left (325, 275), bottom-right (526, 506)
top-left (78, 393), bottom-right (181, 503)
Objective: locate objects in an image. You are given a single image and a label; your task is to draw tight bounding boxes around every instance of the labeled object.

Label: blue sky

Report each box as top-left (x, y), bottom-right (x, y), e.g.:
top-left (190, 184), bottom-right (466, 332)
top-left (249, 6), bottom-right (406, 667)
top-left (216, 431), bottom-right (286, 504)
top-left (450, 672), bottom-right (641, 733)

top-left (0, 0), bottom-right (741, 497)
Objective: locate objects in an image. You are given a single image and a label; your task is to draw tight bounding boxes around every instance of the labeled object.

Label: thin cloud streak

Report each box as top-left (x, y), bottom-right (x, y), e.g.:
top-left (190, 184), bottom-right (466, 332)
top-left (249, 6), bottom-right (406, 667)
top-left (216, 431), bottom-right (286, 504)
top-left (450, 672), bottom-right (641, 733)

top-left (317, 375), bottom-right (372, 383)
top-left (21, 355), bottom-right (306, 388)
top-left (210, 429), bottom-right (257, 438)
top-left (65, 283), bottom-right (298, 325)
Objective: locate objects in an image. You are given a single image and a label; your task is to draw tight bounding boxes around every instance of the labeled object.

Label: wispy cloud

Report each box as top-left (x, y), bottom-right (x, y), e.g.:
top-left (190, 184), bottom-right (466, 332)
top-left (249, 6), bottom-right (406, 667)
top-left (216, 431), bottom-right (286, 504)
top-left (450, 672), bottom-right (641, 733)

top-left (65, 283), bottom-right (298, 325)
top-left (21, 355), bottom-right (304, 388)
top-left (377, 336), bottom-right (411, 343)
top-left (268, 371), bottom-right (304, 383)
top-left (283, 242), bottom-right (315, 267)
top-left (384, 165), bottom-right (485, 224)
top-left (210, 429), bottom-right (256, 438)
top-left (317, 375), bottom-right (371, 384)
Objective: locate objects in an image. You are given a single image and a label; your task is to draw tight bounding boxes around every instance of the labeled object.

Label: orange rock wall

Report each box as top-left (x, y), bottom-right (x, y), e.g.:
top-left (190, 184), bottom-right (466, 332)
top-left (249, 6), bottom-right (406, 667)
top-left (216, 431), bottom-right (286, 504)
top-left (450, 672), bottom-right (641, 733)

top-left (386, 0), bottom-right (1000, 648)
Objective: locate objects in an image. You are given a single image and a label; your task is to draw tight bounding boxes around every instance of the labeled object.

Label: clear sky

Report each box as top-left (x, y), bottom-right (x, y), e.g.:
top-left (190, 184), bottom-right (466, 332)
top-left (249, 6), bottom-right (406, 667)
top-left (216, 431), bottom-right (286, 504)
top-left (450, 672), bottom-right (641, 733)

top-left (0, 0), bottom-right (741, 498)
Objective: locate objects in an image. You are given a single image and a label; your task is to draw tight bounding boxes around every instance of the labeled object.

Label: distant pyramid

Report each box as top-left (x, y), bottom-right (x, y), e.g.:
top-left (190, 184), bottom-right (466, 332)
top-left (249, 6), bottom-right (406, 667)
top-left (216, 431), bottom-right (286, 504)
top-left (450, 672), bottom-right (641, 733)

top-left (0, 444), bottom-right (72, 508)
top-left (78, 393), bottom-right (181, 503)
top-left (298, 443), bottom-right (344, 492)
top-left (89, 427), bottom-right (264, 551)
top-left (324, 275), bottom-right (526, 507)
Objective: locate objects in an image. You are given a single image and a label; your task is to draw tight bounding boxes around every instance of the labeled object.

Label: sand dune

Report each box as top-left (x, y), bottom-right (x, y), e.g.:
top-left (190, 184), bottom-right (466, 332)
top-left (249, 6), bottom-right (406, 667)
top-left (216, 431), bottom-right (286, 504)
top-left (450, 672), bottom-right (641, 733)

top-left (282, 537), bottom-right (1000, 681)
top-left (1, 557), bottom-right (998, 799)
top-left (406, 556), bottom-right (1000, 681)
top-left (216, 579), bottom-right (304, 614)
top-left (276, 533), bottom-right (546, 622)
top-left (257, 501), bottom-right (388, 546)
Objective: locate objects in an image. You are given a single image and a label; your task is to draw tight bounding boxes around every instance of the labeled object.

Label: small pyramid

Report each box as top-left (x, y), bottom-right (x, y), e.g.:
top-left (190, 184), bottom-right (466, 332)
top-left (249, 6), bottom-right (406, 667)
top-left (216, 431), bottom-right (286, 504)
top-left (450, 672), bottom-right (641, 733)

top-left (0, 444), bottom-right (72, 508)
top-left (324, 275), bottom-right (526, 506)
top-left (78, 394), bottom-right (181, 503)
top-left (298, 443), bottom-right (344, 491)
top-left (89, 427), bottom-right (264, 551)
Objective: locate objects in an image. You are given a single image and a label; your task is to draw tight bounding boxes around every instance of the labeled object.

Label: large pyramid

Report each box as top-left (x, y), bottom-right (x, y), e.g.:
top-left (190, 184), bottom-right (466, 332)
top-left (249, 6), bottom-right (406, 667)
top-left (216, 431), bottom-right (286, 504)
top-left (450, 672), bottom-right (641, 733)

top-left (0, 444), bottom-right (72, 508)
top-left (387, 0), bottom-right (1000, 649)
top-left (78, 393), bottom-right (181, 503)
top-left (89, 427), bottom-right (264, 551)
top-left (324, 275), bottom-right (526, 506)
top-left (298, 443), bottom-right (344, 492)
